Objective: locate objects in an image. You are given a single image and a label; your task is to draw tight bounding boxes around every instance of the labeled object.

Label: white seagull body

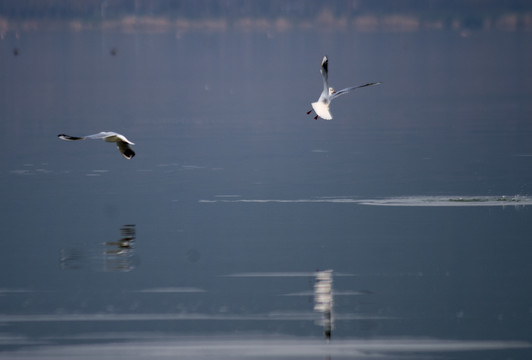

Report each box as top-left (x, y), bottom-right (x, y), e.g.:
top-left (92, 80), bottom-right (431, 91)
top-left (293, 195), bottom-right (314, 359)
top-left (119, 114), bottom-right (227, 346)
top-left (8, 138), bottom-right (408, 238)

top-left (58, 131), bottom-right (135, 159)
top-left (308, 56), bottom-right (381, 120)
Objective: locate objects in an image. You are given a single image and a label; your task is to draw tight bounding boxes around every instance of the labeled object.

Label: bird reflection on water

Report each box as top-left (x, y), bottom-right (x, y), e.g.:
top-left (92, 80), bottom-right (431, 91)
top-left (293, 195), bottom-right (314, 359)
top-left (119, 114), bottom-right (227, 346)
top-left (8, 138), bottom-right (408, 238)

top-left (314, 270), bottom-right (334, 341)
top-left (59, 224), bottom-right (137, 272)
top-left (103, 224), bottom-right (136, 272)
top-left (59, 248), bottom-right (84, 270)
top-left (226, 269), bottom-right (347, 340)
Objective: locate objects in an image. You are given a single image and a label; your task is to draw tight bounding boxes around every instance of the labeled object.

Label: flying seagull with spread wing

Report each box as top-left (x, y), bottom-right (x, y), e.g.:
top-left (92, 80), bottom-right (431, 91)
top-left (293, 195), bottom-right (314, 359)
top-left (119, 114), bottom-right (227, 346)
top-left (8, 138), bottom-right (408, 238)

top-left (58, 132), bottom-right (135, 159)
top-left (307, 56), bottom-right (381, 120)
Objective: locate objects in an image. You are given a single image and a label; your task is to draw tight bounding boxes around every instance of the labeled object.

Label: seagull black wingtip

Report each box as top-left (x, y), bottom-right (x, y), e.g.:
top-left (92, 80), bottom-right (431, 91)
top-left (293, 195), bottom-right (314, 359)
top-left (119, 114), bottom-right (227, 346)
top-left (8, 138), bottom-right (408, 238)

top-left (123, 149), bottom-right (135, 159)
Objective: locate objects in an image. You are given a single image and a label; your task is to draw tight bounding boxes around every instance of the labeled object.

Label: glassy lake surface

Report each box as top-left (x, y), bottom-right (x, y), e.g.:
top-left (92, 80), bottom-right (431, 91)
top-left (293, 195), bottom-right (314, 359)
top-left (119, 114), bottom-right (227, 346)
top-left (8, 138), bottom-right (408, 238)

top-left (1, 28), bottom-right (532, 359)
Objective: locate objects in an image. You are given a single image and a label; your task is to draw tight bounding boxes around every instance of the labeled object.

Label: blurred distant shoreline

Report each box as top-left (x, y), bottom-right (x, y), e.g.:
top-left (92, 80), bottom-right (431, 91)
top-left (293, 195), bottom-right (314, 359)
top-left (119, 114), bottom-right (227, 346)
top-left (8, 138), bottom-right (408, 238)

top-left (1, 0), bottom-right (531, 33)
top-left (1, 13), bottom-right (531, 34)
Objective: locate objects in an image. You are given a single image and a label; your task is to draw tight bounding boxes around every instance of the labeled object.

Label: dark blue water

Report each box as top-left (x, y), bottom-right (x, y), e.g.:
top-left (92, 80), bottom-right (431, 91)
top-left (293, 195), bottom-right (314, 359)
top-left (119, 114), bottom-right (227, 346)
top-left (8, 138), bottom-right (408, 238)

top-left (0, 28), bottom-right (531, 359)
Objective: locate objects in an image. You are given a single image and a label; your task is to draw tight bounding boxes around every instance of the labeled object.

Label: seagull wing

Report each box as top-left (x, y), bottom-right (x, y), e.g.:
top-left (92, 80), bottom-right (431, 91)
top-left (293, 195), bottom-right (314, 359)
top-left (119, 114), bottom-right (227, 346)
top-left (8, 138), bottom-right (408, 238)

top-left (58, 134), bottom-right (85, 141)
top-left (113, 134), bottom-right (134, 145)
top-left (85, 132), bottom-right (134, 145)
top-left (116, 141), bottom-right (135, 159)
top-left (310, 56), bottom-right (333, 120)
top-left (319, 56), bottom-right (329, 97)
top-left (330, 82), bottom-right (381, 101)
top-left (84, 132), bottom-right (117, 140)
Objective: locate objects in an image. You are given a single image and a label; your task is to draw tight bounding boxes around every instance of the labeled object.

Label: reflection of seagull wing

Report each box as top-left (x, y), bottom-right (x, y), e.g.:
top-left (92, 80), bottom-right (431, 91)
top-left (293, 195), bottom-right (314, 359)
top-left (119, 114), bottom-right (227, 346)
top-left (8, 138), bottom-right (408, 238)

top-left (57, 131), bottom-right (135, 159)
top-left (330, 82), bottom-right (381, 101)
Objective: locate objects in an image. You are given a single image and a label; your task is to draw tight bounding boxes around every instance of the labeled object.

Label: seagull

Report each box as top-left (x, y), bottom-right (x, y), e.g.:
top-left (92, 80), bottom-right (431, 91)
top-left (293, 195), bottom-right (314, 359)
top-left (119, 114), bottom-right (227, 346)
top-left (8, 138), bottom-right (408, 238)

top-left (307, 55), bottom-right (381, 120)
top-left (58, 132), bottom-right (135, 159)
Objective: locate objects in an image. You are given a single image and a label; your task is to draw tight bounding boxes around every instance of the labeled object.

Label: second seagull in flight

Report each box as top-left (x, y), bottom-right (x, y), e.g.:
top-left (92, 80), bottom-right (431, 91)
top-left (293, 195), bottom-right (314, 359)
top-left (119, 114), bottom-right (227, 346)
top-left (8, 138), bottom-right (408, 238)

top-left (308, 56), bottom-right (381, 120)
top-left (58, 131), bottom-right (136, 159)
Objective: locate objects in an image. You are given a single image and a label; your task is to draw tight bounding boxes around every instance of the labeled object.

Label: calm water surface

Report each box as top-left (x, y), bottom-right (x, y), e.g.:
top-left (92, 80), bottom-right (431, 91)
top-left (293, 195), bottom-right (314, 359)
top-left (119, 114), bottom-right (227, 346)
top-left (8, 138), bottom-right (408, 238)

top-left (0, 29), bottom-right (531, 359)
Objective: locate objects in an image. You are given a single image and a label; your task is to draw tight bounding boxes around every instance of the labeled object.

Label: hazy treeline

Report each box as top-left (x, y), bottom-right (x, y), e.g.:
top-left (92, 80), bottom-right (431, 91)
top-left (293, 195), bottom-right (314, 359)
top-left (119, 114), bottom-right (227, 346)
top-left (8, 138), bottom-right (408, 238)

top-left (1, 0), bottom-right (531, 32)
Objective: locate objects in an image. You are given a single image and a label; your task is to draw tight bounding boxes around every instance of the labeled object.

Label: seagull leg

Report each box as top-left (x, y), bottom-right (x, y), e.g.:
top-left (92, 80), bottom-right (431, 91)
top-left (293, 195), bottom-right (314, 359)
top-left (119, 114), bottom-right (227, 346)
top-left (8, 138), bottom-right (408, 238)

top-left (314, 115), bottom-right (318, 120)
top-left (307, 109), bottom-right (313, 115)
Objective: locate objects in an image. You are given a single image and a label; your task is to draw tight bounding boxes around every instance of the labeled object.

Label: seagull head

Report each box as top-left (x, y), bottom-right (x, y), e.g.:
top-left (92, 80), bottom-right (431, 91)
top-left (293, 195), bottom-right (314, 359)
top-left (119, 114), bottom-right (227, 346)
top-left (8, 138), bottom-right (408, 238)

top-left (328, 87), bottom-right (336, 95)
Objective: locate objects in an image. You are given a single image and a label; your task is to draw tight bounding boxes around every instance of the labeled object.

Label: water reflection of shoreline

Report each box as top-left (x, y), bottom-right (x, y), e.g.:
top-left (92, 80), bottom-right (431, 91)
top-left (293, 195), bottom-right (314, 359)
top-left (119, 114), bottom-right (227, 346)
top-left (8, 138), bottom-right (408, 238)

top-left (59, 224), bottom-right (138, 272)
